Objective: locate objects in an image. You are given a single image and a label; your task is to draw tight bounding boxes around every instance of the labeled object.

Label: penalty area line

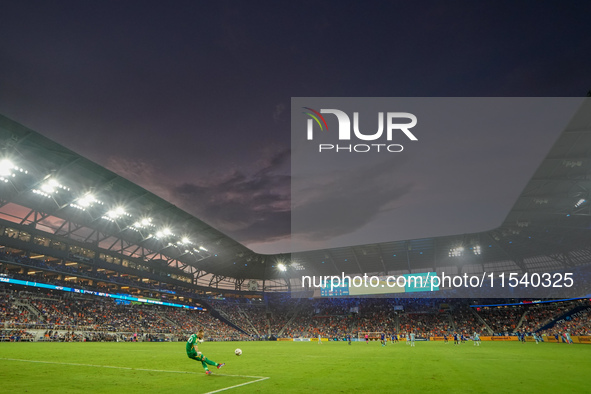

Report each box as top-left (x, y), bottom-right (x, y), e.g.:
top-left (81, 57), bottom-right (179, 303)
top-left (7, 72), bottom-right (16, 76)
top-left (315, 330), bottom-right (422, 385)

top-left (202, 376), bottom-right (270, 394)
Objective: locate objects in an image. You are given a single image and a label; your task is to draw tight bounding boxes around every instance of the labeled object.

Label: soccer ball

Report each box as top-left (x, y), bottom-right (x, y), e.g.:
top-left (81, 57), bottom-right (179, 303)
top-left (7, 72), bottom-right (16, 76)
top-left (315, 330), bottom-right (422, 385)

top-left (235, 348), bottom-right (242, 356)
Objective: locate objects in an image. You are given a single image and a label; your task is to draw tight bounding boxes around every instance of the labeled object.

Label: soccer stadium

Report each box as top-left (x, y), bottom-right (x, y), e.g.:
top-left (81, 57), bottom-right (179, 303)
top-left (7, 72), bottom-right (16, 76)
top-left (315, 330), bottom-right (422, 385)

top-left (1, 95), bottom-right (591, 394)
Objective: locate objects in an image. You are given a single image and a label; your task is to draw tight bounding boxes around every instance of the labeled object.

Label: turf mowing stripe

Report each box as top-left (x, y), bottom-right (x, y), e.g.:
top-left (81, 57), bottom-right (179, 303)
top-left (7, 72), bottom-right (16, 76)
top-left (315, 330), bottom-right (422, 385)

top-left (201, 377), bottom-right (270, 394)
top-left (0, 358), bottom-right (271, 394)
top-left (215, 373), bottom-right (270, 379)
top-left (0, 358), bottom-right (269, 379)
top-left (0, 357), bottom-right (202, 373)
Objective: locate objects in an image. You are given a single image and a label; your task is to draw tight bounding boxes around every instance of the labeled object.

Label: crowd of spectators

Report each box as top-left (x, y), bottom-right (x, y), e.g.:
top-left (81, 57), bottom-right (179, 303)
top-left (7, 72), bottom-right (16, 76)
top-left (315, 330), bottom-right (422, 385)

top-left (209, 299), bottom-right (263, 336)
top-left (477, 305), bottom-right (526, 334)
top-left (2, 283), bottom-right (591, 342)
top-left (399, 312), bottom-right (451, 337)
top-left (545, 309), bottom-right (591, 336)
top-left (0, 329), bottom-right (35, 341)
top-left (520, 302), bottom-right (576, 333)
top-left (0, 287), bottom-right (248, 341)
top-left (449, 305), bottom-right (485, 334)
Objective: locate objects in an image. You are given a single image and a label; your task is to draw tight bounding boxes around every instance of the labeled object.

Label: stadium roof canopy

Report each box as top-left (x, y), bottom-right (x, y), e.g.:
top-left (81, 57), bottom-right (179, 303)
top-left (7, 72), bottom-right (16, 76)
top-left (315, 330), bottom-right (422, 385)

top-left (0, 115), bottom-right (266, 285)
top-left (0, 99), bottom-right (590, 292)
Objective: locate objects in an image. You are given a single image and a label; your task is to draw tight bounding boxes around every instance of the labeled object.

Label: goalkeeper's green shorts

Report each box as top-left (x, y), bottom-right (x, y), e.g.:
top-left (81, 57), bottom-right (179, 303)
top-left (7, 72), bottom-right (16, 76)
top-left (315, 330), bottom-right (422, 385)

top-left (187, 351), bottom-right (204, 361)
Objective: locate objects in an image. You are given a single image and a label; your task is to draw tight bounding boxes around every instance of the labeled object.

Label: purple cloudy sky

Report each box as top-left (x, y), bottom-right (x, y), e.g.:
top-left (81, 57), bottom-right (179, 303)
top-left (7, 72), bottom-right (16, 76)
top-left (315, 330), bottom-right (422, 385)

top-left (0, 1), bottom-right (590, 253)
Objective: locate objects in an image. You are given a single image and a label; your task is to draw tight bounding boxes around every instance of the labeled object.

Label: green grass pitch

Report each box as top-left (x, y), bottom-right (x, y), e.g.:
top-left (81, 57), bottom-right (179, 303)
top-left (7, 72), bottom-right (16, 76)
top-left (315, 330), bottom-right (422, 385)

top-left (0, 340), bottom-right (589, 393)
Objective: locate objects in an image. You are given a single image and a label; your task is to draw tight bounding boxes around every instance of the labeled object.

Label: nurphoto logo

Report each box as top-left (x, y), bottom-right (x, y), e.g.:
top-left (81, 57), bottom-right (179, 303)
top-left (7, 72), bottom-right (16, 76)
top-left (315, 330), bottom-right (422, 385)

top-left (302, 107), bottom-right (418, 153)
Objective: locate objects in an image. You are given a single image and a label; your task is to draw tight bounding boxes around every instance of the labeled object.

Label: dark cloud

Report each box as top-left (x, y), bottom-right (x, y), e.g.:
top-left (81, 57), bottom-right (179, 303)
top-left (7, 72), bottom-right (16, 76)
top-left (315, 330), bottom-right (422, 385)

top-left (292, 157), bottom-right (413, 241)
top-left (171, 148), bottom-right (291, 244)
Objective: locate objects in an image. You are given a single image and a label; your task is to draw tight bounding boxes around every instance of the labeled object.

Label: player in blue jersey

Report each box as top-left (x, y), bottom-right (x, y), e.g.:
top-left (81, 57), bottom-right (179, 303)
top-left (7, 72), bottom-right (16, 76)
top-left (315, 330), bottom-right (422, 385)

top-left (380, 332), bottom-right (386, 347)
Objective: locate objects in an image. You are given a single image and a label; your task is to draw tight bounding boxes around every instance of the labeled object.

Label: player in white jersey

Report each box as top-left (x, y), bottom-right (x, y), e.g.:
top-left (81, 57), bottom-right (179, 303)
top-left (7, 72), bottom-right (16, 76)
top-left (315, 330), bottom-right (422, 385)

top-left (473, 331), bottom-right (481, 346)
top-left (410, 332), bottom-right (416, 347)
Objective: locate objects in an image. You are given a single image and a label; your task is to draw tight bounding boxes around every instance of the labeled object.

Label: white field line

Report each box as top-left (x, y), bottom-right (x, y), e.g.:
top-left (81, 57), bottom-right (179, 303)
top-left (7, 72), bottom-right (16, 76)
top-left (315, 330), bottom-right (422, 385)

top-left (0, 357), bottom-right (270, 393)
top-left (202, 376), bottom-right (270, 394)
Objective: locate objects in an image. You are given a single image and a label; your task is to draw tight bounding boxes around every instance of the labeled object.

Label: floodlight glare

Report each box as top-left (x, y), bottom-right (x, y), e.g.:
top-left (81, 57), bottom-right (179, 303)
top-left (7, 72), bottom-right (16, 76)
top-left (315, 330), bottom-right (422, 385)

top-left (71, 194), bottom-right (102, 210)
top-left (155, 228), bottom-right (172, 239)
top-left (449, 247), bottom-right (464, 257)
top-left (34, 177), bottom-right (68, 197)
top-left (0, 159), bottom-right (14, 176)
top-left (132, 217), bottom-right (153, 230)
top-left (78, 195), bottom-right (93, 207)
top-left (41, 183), bottom-right (54, 193)
top-left (102, 206), bottom-right (130, 221)
top-left (0, 159), bottom-right (27, 182)
top-left (181, 237), bottom-right (191, 244)
top-left (277, 263), bottom-right (287, 272)
top-left (78, 194), bottom-right (99, 207)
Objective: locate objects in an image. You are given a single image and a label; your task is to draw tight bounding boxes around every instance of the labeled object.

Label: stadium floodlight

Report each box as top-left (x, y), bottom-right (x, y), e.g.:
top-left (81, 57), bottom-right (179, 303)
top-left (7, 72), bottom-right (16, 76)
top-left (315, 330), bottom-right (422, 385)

top-left (102, 206), bottom-right (131, 221)
top-left (199, 246), bottom-right (208, 252)
top-left (277, 263), bottom-right (287, 272)
top-left (0, 159), bottom-right (27, 182)
top-left (179, 237), bottom-right (191, 245)
top-left (449, 247), bottom-right (464, 257)
top-left (70, 194), bottom-right (102, 210)
top-left (155, 227), bottom-right (173, 239)
top-left (473, 245), bottom-right (481, 255)
top-left (0, 159), bottom-right (13, 176)
top-left (131, 217), bottom-right (154, 230)
top-left (107, 207), bottom-right (124, 218)
top-left (33, 177), bottom-right (69, 198)
top-left (78, 194), bottom-right (96, 207)
top-left (0, 159), bottom-right (29, 183)
top-left (575, 199), bottom-right (586, 208)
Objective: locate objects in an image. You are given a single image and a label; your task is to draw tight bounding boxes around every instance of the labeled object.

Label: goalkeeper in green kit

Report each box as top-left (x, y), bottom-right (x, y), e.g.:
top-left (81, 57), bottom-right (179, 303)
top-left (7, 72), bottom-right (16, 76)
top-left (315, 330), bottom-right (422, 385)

top-left (186, 330), bottom-right (225, 375)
